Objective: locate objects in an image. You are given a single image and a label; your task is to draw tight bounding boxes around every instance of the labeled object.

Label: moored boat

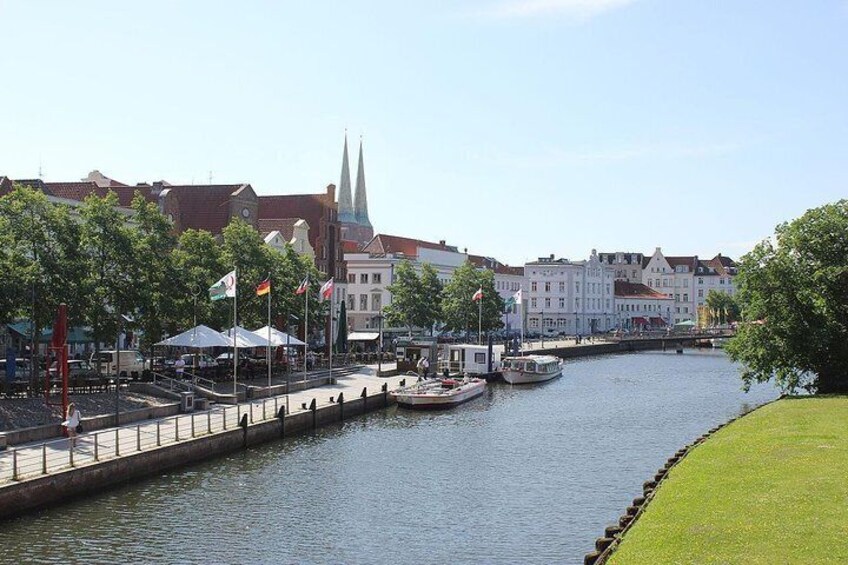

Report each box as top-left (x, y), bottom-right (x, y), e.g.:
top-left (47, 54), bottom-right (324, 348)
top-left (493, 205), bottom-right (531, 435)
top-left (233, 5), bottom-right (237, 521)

top-left (500, 355), bottom-right (563, 384)
top-left (391, 376), bottom-right (486, 409)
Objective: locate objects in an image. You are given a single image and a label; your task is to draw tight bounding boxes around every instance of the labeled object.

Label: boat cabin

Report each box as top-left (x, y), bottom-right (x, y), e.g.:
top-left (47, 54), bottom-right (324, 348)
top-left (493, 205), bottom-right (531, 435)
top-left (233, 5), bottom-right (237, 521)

top-left (395, 337), bottom-right (438, 374)
top-left (439, 344), bottom-right (501, 376)
top-left (501, 356), bottom-right (560, 375)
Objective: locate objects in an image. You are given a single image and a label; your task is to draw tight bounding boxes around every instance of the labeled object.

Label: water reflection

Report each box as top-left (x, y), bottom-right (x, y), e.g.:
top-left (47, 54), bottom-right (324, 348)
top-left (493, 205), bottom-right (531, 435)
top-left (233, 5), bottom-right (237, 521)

top-left (1, 350), bottom-right (777, 564)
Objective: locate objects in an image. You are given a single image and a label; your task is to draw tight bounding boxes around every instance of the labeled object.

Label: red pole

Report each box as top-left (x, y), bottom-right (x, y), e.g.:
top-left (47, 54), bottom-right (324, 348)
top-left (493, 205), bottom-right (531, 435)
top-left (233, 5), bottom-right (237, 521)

top-left (59, 304), bottom-right (69, 418)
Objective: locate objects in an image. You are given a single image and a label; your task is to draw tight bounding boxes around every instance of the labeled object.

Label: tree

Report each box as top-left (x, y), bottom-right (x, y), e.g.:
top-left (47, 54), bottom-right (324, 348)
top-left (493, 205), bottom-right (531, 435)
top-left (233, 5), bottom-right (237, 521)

top-left (172, 229), bottom-right (228, 331)
top-left (130, 194), bottom-right (178, 356)
top-left (726, 200), bottom-right (848, 394)
top-left (78, 192), bottom-right (139, 365)
top-left (0, 185), bottom-right (86, 386)
top-left (440, 261), bottom-right (504, 339)
top-left (418, 263), bottom-right (444, 334)
top-left (704, 290), bottom-right (740, 326)
top-left (384, 260), bottom-right (423, 335)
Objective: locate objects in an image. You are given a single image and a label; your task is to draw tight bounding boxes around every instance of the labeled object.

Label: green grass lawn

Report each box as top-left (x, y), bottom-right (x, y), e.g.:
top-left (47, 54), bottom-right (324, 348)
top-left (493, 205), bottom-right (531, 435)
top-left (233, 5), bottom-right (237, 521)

top-left (609, 396), bottom-right (848, 564)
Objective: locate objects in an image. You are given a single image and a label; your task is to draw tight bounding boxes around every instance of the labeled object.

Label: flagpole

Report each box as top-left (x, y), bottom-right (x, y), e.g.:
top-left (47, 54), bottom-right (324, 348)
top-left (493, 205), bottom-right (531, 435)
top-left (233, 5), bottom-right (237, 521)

top-left (520, 287), bottom-right (524, 356)
top-left (329, 287), bottom-right (333, 383)
top-left (303, 282), bottom-right (308, 382)
top-left (267, 281), bottom-right (271, 388)
top-left (233, 265), bottom-right (238, 397)
top-left (478, 296), bottom-right (482, 345)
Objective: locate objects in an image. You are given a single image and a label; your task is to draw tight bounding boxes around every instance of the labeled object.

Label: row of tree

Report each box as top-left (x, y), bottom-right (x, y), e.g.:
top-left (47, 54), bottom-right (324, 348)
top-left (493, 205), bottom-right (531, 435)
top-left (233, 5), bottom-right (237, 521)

top-left (0, 185), bottom-right (325, 372)
top-left (383, 260), bottom-right (506, 337)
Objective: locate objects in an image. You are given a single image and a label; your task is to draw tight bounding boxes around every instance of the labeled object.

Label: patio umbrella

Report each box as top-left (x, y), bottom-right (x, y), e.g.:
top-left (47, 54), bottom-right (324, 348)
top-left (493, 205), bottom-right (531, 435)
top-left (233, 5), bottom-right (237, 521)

top-left (224, 326), bottom-right (273, 348)
top-left (251, 326), bottom-right (306, 347)
top-left (336, 301), bottom-right (348, 353)
top-left (156, 325), bottom-right (233, 348)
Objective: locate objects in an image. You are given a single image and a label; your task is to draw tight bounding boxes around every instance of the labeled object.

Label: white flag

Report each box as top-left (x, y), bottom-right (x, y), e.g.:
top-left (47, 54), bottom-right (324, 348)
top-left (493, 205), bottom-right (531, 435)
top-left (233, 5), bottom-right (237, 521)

top-left (513, 289), bottom-right (522, 305)
top-left (209, 270), bottom-right (237, 301)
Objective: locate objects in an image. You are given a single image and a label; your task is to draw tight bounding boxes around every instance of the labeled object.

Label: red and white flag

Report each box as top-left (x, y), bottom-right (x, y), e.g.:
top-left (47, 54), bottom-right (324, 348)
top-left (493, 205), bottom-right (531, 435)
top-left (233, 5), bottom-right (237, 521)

top-left (295, 277), bottom-right (309, 295)
top-left (320, 278), bottom-right (334, 301)
top-left (472, 287), bottom-right (483, 302)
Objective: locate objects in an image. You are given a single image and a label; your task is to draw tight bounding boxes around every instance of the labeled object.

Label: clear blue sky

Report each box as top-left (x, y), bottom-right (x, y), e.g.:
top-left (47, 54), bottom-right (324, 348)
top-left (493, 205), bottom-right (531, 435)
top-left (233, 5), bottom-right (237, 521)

top-left (2, 1), bottom-right (846, 266)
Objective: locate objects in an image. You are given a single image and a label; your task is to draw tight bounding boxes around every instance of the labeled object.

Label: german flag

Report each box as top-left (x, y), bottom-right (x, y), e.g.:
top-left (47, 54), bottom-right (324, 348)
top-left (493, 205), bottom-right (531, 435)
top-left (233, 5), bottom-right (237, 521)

top-left (256, 278), bottom-right (271, 296)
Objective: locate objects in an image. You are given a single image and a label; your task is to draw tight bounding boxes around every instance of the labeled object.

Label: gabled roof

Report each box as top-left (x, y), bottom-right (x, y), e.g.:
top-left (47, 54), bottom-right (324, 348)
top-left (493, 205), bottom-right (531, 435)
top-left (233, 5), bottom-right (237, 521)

top-left (167, 184), bottom-right (249, 234)
top-left (665, 256), bottom-right (698, 270)
top-left (258, 218), bottom-right (301, 241)
top-left (468, 254), bottom-right (523, 276)
top-left (0, 176), bottom-right (13, 196)
top-left (598, 252), bottom-right (644, 265)
top-left (615, 281), bottom-right (671, 299)
top-left (14, 179), bottom-right (154, 207)
top-left (361, 234), bottom-right (459, 257)
top-left (699, 254), bottom-right (737, 276)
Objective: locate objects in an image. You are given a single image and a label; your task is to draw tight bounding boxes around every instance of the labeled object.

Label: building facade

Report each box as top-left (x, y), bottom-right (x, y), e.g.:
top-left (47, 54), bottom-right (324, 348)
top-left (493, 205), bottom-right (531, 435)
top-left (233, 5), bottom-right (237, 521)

top-left (614, 281), bottom-right (674, 330)
top-left (524, 250), bottom-right (616, 336)
top-left (598, 251), bottom-right (645, 283)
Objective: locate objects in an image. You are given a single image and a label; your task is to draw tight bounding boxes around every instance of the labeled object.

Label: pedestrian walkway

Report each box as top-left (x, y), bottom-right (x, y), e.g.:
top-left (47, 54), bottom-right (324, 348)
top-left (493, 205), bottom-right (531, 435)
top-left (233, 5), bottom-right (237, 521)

top-left (0, 365), bottom-right (408, 485)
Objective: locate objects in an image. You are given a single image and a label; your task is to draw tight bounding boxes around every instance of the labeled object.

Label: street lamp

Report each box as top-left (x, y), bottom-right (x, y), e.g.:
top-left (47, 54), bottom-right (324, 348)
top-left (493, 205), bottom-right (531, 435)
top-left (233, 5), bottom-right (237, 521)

top-left (373, 314), bottom-right (384, 377)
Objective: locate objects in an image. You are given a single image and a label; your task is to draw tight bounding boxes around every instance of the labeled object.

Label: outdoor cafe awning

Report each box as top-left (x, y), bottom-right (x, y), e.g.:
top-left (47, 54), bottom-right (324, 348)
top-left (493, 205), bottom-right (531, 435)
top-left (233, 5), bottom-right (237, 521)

top-left (155, 325), bottom-right (233, 348)
top-left (649, 317), bottom-right (666, 326)
top-left (631, 317), bottom-right (649, 326)
top-left (347, 332), bottom-right (380, 341)
top-left (224, 326), bottom-right (272, 348)
top-left (252, 326), bottom-right (306, 347)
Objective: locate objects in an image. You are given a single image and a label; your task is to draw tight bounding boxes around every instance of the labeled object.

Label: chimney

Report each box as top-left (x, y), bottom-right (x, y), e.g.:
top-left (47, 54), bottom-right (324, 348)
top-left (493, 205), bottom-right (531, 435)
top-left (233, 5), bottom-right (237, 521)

top-left (151, 181), bottom-right (164, 196)
top-left (464, 248), bottom-right (468, 254)
top-left (439, 240), bottom-right (445, 246)
top-left (550, 253), bottom-right (554, 260)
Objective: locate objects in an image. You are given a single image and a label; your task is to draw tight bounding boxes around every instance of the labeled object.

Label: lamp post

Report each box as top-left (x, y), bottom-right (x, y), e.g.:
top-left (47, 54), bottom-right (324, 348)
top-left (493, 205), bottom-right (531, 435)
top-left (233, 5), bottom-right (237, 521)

top-left (373, 314), bottom-right (384, 377)
top-left (286, 314), bottom-right (298, 416)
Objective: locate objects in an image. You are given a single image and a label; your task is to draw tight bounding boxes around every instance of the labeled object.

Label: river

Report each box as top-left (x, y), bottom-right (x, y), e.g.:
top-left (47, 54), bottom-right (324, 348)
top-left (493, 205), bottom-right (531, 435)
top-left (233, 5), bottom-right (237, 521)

top-left (0, 350), bottom-right (778, 564)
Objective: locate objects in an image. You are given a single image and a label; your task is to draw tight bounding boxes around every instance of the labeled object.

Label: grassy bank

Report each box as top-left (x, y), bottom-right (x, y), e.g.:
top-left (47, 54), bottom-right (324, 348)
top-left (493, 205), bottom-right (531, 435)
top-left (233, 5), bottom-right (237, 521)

top-left (609, 396), bottom-right (848, 564)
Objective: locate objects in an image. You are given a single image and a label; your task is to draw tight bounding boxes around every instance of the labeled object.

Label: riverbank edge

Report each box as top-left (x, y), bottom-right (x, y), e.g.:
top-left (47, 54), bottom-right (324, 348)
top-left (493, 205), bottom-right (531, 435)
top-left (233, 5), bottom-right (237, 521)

top-left (0, 387), bottom-right (396, 522)
top-left (583, 395), bottom-right (783, 565)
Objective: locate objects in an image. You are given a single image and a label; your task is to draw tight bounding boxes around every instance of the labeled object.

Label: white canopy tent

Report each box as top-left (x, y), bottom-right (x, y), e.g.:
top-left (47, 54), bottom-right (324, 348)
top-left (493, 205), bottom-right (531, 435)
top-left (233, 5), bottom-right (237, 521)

top-left (155, 325), bottom-right (233, 348)
top-left (252, 326), bottom-right (306, 347)
top-left (224, 326), bottom-right (273, 348)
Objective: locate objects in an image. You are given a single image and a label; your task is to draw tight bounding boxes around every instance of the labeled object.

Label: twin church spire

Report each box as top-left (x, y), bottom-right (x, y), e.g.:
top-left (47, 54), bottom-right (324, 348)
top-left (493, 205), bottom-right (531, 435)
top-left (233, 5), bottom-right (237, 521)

top-left (337, 132), bottom-right (373, 245)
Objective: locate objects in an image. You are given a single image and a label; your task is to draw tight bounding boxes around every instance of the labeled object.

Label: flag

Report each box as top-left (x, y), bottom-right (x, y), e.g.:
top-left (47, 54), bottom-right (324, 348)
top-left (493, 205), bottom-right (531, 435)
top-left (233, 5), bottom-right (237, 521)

top-left (295, 277), bottom-right (309, 295)
top-left (513, 289), bottom-right (522, 305)
top-left (504, 297), bottom-right (516, 309)
top-left (256, 278), bottom-right (271, 297)
top-left (472, 287), bottom-right (483, 302)
top-left (320, 278), bottom-right (334, 301)
top-left (209, 270), bottom-right (236, 301)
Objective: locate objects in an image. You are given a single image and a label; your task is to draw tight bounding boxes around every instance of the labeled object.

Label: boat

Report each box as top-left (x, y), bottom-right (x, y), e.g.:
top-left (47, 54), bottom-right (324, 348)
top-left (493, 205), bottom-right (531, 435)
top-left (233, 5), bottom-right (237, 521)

top-left (500, 355), bottom-right (563, 385)
top-left (438, 343), bottom-right (502, 381)
top-left (391, 375), bottom-right (486, 409)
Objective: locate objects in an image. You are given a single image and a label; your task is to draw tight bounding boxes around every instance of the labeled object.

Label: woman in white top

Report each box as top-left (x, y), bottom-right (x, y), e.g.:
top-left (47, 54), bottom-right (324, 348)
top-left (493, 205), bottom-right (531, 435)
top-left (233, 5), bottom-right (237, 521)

top-left (63, 403), bottom-right (81, 447)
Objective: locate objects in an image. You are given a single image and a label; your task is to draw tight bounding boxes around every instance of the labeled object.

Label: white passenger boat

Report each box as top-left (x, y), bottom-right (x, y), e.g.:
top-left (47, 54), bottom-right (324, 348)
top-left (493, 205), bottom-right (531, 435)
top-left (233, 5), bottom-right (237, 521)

top-left (500, 355), bottom-right (563, 385)
top-left (392, 376), bottom-right (486, 409)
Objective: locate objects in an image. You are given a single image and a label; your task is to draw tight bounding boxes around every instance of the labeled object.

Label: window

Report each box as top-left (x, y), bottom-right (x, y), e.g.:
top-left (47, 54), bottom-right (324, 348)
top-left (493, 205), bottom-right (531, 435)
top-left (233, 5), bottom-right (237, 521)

top-left (544, 282), bottom-right (551, 292)
top-left (474, 353), bottom-right (486, 364)
top-left (531, 281), bottom-right (537, 292)
top-left (699, 278), bottom-right (703, 285)
top-left (558, 298), bottom-right (565, 308)
top-left (575, 298), bottom-right (580, 309)
top-left (720, 278), bottom-right (725, 285)
top-left (530, 318), bottom-right (539, 328)
top-left (373, 273), bottom-right (382, 284)
top-left (360, 294), bottom-right (368, 311)
top-left (531, 298), bottom-right (537, 308)
top-left (576, 282), bottom-right (580, 292)
top-left (360, 274), bottom-right (368, 284)
top-left (648, 279), bottom-right (653, 287)
top-left (698, 289), bottom-right (703, 298)
top-left (347, 295), bottom-right (355, 311)
top-left (544, 298), bottom-right (551, 308)
top-left (372, 293), bottom-right (382, 311)
top-left (348, 274), bottom-right (356, 284)
top-left (684, 279), bottom-right (689, 287)
top-left (683, 293), bottom-right (688, 302)
top-left (559, 282), bottom-right (565, 292)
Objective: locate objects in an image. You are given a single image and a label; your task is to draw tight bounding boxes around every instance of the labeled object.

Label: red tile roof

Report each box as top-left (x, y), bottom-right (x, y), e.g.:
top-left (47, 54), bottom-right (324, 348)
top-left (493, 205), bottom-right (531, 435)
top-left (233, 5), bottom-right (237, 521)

top-left (258, 218), bottom-right (301, 241)
top-left (665, 256), bottom-right (698, 270)
top-left (468, 254), bottom-right (523, 275)
top-left (342, 240), bottom-right (362, 254)
top-left (615, 281), bottom-right (670, 299)
top-left (167, 185), bottom-right (246, 234)
top-left (362, 234), bottom-right (458, 257)
top-left (259, 193), bottom-right (333, 250)
top-left (13, 179), bottom-right (153, 208)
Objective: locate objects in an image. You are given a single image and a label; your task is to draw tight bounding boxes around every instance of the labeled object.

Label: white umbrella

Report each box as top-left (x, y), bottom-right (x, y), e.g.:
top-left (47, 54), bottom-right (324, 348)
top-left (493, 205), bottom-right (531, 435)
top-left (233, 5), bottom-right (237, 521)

top-left (224, 326), bottom-right (273, 348)
top-left (252, 326), bottom-right (306, 347)
top-left (156, 325), bottom-right (232, 348)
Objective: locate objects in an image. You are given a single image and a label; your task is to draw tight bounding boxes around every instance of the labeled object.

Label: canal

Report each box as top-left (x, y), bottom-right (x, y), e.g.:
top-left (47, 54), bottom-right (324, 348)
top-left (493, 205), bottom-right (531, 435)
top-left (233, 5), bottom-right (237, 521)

top-left (1, 350), bottom-right (778, 564)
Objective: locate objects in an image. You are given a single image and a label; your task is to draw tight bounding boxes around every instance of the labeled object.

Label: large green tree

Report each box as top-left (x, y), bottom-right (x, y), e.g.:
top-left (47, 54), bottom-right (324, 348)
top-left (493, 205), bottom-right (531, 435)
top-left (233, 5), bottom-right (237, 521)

top-left (440, 261), bottom-right (504, 339)
top-left (172, 228), bottom-right (228, 330)
top-left (0, 185), bottom-right (86, 385)
top-left (383, 260), bottom-right (444, 335)
top-left (726, 200), bottom-right (848, 394)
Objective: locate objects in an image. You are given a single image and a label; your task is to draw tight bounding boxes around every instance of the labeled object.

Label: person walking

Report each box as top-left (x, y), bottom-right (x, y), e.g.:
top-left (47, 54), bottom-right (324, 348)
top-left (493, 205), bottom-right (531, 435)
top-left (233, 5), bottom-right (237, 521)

top-left (174, 356), bottom-right (186, 379)
top-left (63, 403), bottom-right (81, 448)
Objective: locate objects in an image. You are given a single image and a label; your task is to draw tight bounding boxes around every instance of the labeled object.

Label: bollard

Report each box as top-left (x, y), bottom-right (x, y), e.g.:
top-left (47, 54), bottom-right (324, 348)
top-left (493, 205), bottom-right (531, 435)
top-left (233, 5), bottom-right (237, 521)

top-left (274, 397), bottom-right (278, 419)
top-left (95, 433), bottom-right (99, 460)
top-left (42, 444), bottom-right (47, 474)
top-left (263, 399), bottom-right (267, 420)
top-left (11, 449), bottom-right (17, 480)
top-left (137, 425), bottom-right (142, 451)
top-left (207, 411), bottom-right (212, 434)
top-left (115, 429), bottom-right (120, 457)
top-left (191, 414), bottom-right (196, 438)
top-left (156, 421), bottom-right (161, 446)
top-left (250, 402), bottom-right (254, 424)
top-left (382, 382), bottom-right (388, 407)
top-left (239, 413), bottom-right (249, 447)
top-left (310, 398), bottom-right (317, 429)
top-left (223, 407), bottom-right (228, 430)
top-left (176, 418), bottom-right (180, 442)
top-left (400, 378), bottom-right (406, 387)
top-left (338, 392), bottom-right (345, 421)
top-left (278, 405), bottom-right (286, 438)
top-left (69, 441), bottom-right (74, 467)
top-left (237, 404), bottom-right (241, 424)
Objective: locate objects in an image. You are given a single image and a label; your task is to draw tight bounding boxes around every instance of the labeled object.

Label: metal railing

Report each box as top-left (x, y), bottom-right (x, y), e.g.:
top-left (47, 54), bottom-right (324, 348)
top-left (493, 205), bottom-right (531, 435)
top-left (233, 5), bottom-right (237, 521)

top-left (0, 387), bottom-right (382, 485)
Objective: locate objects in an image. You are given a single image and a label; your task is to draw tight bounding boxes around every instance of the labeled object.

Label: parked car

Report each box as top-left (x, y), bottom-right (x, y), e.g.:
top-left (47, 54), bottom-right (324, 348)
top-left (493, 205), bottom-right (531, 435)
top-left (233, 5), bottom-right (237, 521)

top-left (180, 353), bottom-right (216, 369)
top-left (48, 359), bottom-right (96, 378)
top-left (90, 350), bottom-right (146, 375)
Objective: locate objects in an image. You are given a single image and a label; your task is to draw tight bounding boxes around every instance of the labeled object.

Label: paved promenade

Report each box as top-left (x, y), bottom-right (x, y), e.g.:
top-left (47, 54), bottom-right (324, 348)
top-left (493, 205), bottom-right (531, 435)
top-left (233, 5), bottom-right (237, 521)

top-left (0, 365), bottom-right (408, 485)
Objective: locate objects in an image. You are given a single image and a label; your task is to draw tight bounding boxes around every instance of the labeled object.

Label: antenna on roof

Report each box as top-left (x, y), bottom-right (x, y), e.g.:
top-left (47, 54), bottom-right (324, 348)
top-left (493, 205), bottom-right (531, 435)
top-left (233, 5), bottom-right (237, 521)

top-left (208, 170), bottom-right (213, 184)
top-left (38, 158), bottom-right (43, 179)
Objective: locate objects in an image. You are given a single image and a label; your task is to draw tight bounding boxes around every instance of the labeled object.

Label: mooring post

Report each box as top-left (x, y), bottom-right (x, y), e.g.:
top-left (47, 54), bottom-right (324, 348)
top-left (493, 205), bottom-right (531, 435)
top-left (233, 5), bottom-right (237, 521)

top-left (338, 392), bottom-right (345, 421)
top-left (278, 405), bottom-right (286, 438)
top-left (310, 398), bottom-right (317, 429)
top-left (382, 382), bottom-right (388, 407)
top-left (361, 387), bottom-right (368, 411)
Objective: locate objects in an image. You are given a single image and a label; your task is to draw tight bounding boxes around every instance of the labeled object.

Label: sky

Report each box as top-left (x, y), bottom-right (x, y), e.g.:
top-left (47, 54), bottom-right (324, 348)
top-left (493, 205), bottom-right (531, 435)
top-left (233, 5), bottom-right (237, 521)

top-left (1, 1), bottom-right (846, 266)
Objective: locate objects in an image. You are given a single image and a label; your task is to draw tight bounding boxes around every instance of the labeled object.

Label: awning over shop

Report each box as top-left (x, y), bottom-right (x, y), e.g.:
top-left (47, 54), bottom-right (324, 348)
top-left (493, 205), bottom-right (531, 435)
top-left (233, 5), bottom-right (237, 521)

top-left (631, 317), bottom-right (649, 325)
top-left (347, 332), bottom-right (380, 341)
top-left (649, 317), bottom-right (666, 326)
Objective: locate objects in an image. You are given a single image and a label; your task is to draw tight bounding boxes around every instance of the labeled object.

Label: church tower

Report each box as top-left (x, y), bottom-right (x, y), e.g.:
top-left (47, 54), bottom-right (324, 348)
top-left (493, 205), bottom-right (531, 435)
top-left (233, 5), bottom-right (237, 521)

top-left (338, 134), bottom-right (374, 247)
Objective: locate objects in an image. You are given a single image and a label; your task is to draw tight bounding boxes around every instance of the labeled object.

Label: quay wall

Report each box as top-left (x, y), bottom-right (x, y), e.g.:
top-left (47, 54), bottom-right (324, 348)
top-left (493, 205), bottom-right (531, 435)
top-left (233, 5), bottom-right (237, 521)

top-left (0, 391), bottom-right (393, 521)
top-left (533, 338), bottom-right (682, 358)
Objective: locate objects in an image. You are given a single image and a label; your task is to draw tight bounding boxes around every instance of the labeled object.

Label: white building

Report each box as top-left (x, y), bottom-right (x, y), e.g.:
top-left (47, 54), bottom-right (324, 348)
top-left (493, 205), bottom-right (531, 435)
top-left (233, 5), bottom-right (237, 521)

top-left (614, 281), bottom-right (674, 330)
top-left (260, 218), bottom-right (314, 259)
top-left (598, 251), bottom-right (646, 283)
top-left (694, 254), bottom-right (738, 322)
top-left (524, 250), bottom-right (616, 336)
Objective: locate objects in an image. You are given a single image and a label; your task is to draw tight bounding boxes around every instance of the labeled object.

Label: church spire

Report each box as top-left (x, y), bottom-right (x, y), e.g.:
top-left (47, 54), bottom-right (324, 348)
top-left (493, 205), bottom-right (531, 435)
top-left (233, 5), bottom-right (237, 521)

top-left (337, 132), bottom-right (355, 224)
top-left (353, 137), bottom-right (372, 228)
